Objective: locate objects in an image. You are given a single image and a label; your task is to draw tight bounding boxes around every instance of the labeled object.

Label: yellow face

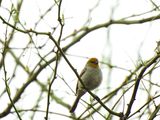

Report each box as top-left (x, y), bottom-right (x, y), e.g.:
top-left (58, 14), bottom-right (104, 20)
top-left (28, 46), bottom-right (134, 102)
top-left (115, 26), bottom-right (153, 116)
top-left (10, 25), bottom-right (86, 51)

top-left (87, 58), bottom-right (99, 68)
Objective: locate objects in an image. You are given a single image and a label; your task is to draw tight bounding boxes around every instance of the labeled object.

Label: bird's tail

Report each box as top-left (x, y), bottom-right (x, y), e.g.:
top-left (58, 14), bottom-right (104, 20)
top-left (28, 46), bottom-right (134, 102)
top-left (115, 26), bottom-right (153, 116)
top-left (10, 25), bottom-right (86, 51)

top-left (70, 96), bottom-right (80, 113)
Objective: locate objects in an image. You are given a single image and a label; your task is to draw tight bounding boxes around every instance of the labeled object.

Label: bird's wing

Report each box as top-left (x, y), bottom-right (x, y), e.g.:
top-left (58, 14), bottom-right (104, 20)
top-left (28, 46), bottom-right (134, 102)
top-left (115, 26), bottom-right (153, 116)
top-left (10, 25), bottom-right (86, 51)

top-left (76, 67), bottom-right (87, 94)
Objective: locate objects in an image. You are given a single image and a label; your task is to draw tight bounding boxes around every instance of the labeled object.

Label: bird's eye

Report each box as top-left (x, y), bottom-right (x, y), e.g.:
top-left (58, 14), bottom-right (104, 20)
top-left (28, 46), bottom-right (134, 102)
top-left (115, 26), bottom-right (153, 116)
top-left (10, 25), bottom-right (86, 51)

top-left (91, 60), bottom-right (98, 64)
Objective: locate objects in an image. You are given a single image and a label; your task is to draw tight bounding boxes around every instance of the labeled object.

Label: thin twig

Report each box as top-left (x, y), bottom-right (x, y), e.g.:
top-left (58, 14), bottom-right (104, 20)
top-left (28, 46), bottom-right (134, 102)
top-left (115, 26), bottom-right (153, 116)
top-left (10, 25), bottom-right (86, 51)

top-left (124, 54), bottom-right (160, 119)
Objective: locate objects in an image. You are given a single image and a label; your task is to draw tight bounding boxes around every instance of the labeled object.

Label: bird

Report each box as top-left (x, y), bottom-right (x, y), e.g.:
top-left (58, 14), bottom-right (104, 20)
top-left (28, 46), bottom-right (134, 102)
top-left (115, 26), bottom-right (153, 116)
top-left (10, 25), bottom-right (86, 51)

top-left (70, 57), bottom-right (102, 113)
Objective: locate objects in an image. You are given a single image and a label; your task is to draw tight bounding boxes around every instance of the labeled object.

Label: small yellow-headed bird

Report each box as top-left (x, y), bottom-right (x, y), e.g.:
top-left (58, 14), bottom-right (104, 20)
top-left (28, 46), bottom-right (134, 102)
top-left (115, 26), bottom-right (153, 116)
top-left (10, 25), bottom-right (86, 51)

top-left (70, 58), bottom-right (102, 113)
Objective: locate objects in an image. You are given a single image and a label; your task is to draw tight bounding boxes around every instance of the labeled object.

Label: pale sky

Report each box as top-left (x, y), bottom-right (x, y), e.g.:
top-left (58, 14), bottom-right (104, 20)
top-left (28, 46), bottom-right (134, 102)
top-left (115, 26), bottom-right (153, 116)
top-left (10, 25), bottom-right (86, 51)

top-left (0, 0), bottom-right (160, 120)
